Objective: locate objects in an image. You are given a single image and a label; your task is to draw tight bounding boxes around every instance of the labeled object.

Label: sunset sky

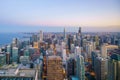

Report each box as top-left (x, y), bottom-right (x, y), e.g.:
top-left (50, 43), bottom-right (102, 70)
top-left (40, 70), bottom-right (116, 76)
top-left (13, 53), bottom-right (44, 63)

top-left (0, 0), bottom-right (120, 32)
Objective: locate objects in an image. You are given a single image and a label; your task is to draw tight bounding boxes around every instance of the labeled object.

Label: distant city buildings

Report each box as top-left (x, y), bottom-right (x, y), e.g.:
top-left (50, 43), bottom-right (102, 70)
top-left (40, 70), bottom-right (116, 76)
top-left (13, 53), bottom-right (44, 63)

top-left (0, 27), bottom-right (120, 80)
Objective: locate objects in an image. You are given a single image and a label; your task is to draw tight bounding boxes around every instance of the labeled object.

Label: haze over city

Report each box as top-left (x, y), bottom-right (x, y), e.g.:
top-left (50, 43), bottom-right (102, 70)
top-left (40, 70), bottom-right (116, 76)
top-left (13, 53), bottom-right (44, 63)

top-left (0, 1), bottom-right (120, 80)
top-left (0, 0), bottom-right (120, 32)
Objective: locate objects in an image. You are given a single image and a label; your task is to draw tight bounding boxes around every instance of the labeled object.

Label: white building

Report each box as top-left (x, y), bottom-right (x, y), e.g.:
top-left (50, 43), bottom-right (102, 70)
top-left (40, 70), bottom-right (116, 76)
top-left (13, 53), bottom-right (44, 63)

top-left (62, 49), bottom-right (67, 63)
top-left (61, 41), bottom-right (66, 49)
top-left (101, 44), bottom-right (118, 58)
top-left (39, 30), bottom-right (43, 42)
top-left (86, 44), bottom-right (93, 58)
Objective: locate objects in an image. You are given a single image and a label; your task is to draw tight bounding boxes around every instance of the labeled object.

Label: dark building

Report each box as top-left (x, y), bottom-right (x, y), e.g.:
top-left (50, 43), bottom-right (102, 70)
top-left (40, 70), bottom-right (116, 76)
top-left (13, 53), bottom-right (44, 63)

top-left (68, 35), bottom-right (72, 51)
top-left (108, 49), bottom-right (120, 80)
top-left (77, 27), bottom-right (83, 47)
top-left (67, 58), bottom-right (76, 78)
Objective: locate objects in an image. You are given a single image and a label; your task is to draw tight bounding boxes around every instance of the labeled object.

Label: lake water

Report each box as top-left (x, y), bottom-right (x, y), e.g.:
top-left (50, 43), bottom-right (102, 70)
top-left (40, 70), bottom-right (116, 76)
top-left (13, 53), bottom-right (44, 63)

top-left (0, 33), bottom-right (24, 46)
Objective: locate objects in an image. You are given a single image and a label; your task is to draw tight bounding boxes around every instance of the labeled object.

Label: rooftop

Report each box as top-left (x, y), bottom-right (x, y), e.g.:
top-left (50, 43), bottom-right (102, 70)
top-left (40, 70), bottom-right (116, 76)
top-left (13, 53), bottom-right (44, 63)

top-left (0, 64), bottom-right (36, 77)
top-left (48, 55), bottom-right (62, 60)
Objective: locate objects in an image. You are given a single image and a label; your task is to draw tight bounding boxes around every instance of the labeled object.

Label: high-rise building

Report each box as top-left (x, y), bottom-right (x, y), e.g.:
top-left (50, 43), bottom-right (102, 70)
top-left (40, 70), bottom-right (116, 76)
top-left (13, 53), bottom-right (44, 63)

top-left (7, 45), bottom-right (12, 58)
top-left (6, 52), bottom-right (10, 64)
top-left (39, 30), bottom-right (43, 42)
top-left (33, 42), bottom-right (39, 49)
top-left (67, 58), bottom-right (75, 78)
top-left (63, 28), bottom-right (66, 40)
top-left (47, 56), bottom-right (64, 80)
top-left (31, 34), bottom-right (38, 43)
top-left (95, 35), bottom-right (99, 48)
top-left (61, 41), bottom-right (66, 49)
top-left (12, 38), bottom-right (19, 47)
top-left (0, 54), bottom-right (6, 67)
top-left (94, 57), bottom-right (108, 80)
top-left (29, 47), bottom-right (35, 56)
top-left (75, 46), bottom-right (81, 57)
top-left (78, 27), bottom-right (81, 35)
top-left (12, 47), bottom-right (18, 63)
top-left (77, 27), bottom-right (83, 47)
top-left (62, 49), bottom-right (67, 63)
top-left (86, 43), bottom-right (93, 58)
top-left (76, 55), bottom-right (85, 80)
top-left (7, 45), bottom-right (11, 54)
top-left (108, 49), bottom-right (120, 80)
top-left (24, 49), bottom-right (29, 56)
top-left (68, 35), bottom-right (72, 51)
top-left (91, 41), bottom-right (96, 51)
top-left (64, 28), bottom-right (66, 39)
top-left (91, 50), bottom-right (101, 70)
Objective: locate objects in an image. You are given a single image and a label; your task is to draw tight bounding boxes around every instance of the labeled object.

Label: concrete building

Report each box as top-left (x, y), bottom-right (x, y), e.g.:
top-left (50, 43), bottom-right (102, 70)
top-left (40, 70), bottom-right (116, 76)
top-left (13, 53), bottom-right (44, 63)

top-left (61, 41), bottom-right (66, 49)
top-left (39, 30), bottom-right (43, 42)
top-left (75, 46), bottom-right (81, 57)
top-left (91, 50), bottom-right (101, 70)
top-left (47, 56), bottom-right (64, 80)
top-left (94, 57), bottom-right (108, 80)
top-left (33, 42), bottom-right (39, 49)
top-left (7, 45), bottom-right (11, 54)
top-left (0, 54), bottom-right (6, 67)
top-left (67, 58), bottom-right (75, 78)
top-left (86, 43), bottom-right (93, 58)
top-left (12, 47), bottom-right (18, 63)
top-left (76, 55), bottom-right (85, 80)
top-left (63, 28), bottom-right (67, 41)
top-left (24, 49), bottom-right (29, 56)
top-left (6, 52), bottom-right (10, 64)
top-left (108, 49), bottom-right (120, 80)
top-left (62, 49), bottom-right (67, 63)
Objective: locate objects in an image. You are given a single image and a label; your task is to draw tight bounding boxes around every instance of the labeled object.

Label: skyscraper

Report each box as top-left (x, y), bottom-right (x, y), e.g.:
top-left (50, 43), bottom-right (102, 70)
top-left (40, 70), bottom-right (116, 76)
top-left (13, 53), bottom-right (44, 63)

top-left (77, 27), bottom-right (83, 47)
top-left (12, 47), bottom-right (18, 63)
top-left (91, 50), bottom-right (101, 70)
top-left (68, 35), bottom-right (72, 51)
top-left (94, 57), bottom-right (108, 80)
top-left (0, 54), bottom-right (6, 67)
top-left (78, 27), bottom-right (81, 35)
top-left (86, 43), bottom-right (93, 58)
top-left (39, 30), bottom-right (43, 42)
top-left (62, 49), bottom-right (67, 63)
top-left (63, 27), bottom-right (66, 40)
top-left (33, 42), bottom-right (39, 49)
top-left (108, 49), bottom-right (120, 80)
top-left (7, 45), bottom-right (11, 54)
top-left (76, 55), bottom-right (85, 80)
top-left (75, 46), bottom-right (81, 57)
top-left (47, 56), bottom-right (64, 80)
top-left (6, 52), bottom-right (10, 64)
top-left (67, 58), bottom-right (75, 78)
top-left (95, 35), bottom-right (99, 48)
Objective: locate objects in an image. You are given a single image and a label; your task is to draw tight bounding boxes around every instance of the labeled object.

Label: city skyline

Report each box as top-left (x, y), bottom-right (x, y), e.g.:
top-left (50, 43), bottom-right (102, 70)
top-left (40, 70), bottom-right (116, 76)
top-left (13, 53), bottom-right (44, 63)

top-left (0, 1), bottom-right (120, 80)
top-left (0, 0), bottom-right (120, 32)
